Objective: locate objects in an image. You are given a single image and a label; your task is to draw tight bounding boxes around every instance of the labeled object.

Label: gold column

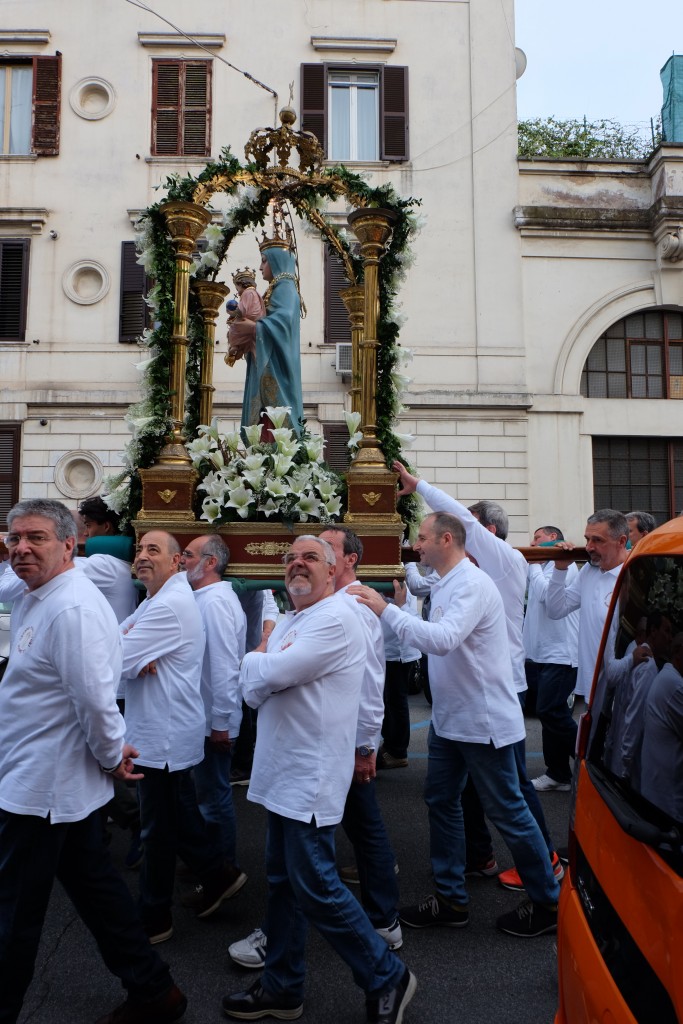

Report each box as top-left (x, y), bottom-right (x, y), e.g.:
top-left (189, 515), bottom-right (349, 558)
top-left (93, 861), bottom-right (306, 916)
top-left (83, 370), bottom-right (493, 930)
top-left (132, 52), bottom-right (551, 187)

top-left (344, 207), bottom-right (400, 525)
top-left (346, 207), bottom-right (397, 467)
top-left (193, 280), bottom-right (230, 426)
top-left (158, 200), bottom-right (212, 463)
top-left (340, 285), bottom-right (365, 415)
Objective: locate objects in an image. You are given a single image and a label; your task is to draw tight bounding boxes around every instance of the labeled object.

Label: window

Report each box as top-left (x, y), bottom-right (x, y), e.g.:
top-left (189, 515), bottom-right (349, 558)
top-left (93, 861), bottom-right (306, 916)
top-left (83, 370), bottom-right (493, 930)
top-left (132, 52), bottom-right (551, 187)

top-left (301, 63), bottom-right (408, 162)
top-left (592, 436), bottom-right (683, 523)
top-left (0, 424), bottom-right (20, 529)
top-left (151, 59), bottom-right (211, 157)
top-left (581, 310), bottom-right (683, 399)
top-left (322, 423), bottom-right (352, 473)
top-left (0, 55), bottom-right (60, 156)
top-left (325, 249), bottom-right (352, 344)
top-left (0, 239), bottom-right (30, 341)
top-left (119, 241), bottom-right (150, 343)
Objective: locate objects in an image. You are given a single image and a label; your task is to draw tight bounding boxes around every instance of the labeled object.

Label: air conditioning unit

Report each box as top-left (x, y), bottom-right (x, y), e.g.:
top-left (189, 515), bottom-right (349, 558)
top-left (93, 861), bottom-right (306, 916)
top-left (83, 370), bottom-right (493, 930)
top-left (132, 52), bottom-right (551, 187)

top-left (335, 342), bottom-right (353, 375)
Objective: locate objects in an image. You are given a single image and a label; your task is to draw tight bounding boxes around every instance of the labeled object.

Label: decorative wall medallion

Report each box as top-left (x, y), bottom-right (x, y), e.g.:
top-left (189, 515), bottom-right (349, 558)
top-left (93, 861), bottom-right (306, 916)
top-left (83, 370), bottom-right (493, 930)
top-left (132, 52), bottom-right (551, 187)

top-left (69, 77), bottom-right (116, 120)
top-left (54, 450), bottom-right (103, 499)
top-left (62, 260), bottom-right (110, 305)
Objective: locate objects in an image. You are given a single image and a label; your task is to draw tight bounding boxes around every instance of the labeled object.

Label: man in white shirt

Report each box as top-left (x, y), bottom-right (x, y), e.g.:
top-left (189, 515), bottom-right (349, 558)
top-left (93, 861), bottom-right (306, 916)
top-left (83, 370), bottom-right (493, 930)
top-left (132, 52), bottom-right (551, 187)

top-left (0, 500), bottom-right (185, 1024)
top-left (523, 525), bottom-right (580, 792)
top-left (222, 536), bottom-right (416, 1024)
top-left (180, 535), bottom-right (247, 867)
top-left (121, 531), bottom-right (246, 945)
top-left (396, 462), bottom-right (562, 890)
top-left (546, 510), bottom-right (629, 701)
top-left (351, 511), bottom-right (561, 938)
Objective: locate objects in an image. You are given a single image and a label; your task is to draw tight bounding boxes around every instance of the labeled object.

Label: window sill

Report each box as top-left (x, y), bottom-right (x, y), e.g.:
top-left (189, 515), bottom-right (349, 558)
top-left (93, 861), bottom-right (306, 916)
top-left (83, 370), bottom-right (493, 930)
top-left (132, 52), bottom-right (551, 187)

top-left (145, 155), bottom-right (212, 165)
top-left (325, 159), bottom-right (403, 170)
top-left (0, 154), bottom-right (38, 163)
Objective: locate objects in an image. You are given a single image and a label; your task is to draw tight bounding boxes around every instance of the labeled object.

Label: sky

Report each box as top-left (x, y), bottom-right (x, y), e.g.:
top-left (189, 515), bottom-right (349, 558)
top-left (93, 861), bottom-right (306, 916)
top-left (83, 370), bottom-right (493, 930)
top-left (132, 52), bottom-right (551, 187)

top-left (515, 0), bottom-right (682, 137)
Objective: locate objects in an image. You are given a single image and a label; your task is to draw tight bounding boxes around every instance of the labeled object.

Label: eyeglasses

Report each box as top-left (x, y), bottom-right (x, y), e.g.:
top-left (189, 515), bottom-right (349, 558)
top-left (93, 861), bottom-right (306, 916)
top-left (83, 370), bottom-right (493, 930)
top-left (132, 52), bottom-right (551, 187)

top-left (282, 551), bottom-right (325, 566)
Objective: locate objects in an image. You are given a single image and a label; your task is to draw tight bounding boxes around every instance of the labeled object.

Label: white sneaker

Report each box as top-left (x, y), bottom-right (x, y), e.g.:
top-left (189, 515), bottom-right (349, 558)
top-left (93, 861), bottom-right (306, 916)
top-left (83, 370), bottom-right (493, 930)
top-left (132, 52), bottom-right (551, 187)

top-left (375, 919), bottom-right (403, 950)
top-left (531, 773), bottom-right (570, 792)
top-left (228, 927), bottom-right (267, 968)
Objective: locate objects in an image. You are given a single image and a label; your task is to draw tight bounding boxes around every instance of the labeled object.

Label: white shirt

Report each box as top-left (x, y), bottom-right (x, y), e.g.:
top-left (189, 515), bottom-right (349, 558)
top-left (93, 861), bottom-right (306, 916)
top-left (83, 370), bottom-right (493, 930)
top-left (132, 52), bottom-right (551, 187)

top-left (120, 572), bottom-right (206, 771)
top-left (416, 480), bottom-right (528, 693)
top-left (193, 580), bottom-right (246, 736)
top-left (546, 562), bottom-right (622, 698)
top-left (0, 568), bottom-right (124, 823)
top-left (382, 588), bottom-right (422, 663)
top-left (523, 561), bottom-right (579, 666)
top-left (335, 582), bottom-right (386, 749)
top-left (74, 554), bottom-right (138, 623)
top-left (382, 558), bottom-right (524, 748)
top-left (241, 595), bottom-right (365, 826)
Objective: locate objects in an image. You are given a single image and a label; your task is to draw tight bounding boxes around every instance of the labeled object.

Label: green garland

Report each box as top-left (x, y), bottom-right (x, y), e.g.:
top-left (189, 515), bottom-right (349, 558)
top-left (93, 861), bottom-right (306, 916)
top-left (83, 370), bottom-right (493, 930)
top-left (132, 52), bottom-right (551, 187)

top-left (105, 148), bottom-right (424, 536)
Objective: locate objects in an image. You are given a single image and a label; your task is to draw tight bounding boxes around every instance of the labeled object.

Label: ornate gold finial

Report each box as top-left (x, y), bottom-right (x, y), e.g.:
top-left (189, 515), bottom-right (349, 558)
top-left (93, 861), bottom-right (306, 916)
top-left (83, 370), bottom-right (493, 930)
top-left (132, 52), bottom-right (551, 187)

top-left (244, 103), bottom-right (324, 175)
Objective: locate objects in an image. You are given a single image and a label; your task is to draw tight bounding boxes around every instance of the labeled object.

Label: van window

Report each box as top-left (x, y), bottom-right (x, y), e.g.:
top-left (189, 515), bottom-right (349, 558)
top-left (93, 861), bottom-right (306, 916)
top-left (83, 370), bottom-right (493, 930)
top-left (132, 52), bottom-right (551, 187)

top-left (587, 554), bottom-right (683, 873)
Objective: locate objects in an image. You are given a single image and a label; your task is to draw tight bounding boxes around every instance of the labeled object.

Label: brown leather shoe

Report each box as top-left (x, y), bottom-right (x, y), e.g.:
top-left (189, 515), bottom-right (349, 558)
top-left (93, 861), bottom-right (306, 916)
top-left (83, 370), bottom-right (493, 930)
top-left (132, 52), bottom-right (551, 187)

top-left (95, 983), bottom-right (187, 1024)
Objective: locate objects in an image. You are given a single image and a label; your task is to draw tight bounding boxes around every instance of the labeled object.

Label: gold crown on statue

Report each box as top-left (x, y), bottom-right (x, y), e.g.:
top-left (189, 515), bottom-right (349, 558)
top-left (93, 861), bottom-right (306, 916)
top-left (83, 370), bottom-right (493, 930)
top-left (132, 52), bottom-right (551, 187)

top-left (232, 266), bottom-right (257, 286)
top-left (258, 203), bottom-right (294, 253)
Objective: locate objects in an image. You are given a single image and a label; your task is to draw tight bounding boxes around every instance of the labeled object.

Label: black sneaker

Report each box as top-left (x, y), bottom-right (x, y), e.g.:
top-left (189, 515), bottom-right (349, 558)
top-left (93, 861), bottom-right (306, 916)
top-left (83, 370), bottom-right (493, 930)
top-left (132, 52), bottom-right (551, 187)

top-left (196, 864), bottom-right (248, 919)
top-left (230, 768), bottom-right (251, 787)
top-left (496, 899), bottom-right (558, 937)
top-left (366, 968), bottom-right (417, 1024)
top-left (399, 893), bottom-right (469, 929)
top-left (221, 980), bottom-right (303, 1020)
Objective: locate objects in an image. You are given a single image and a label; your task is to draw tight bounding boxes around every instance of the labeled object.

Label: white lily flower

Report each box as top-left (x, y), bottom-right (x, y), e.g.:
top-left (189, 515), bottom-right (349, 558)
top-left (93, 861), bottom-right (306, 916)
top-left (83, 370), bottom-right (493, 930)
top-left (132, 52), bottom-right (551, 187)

top-left (222, 430), bottom-right (242, 452)
top-left (208, 450), bottom-right (225, 471)
top-left (243, 424), bottom-right (262, 447)
top-left (243, 453), bottom-right (267, 471)
top-left (295, 493), bottom-right (321, 521)
top-left (270, 426), bottom-right (295, 446)
top-left (266, 477), bottom-right (290, 498)
top-left (348, 431), bottom-right (363, 449)
top-left (136, 248), bottom-right (156, 273)
top-left (241, 469), bottom-right (265, 488)
top-left (204, 223), bottom-right (224, 245)
top-left (394, 432), bottom-right (416, 449)
top-left (201, 498), bottom-right (222, 523)
top-left (226, 486), bottom-right (255, 518)
top-left (323, 495), bottom-right (343, 517)
top-left (258, 498), bottom-right (279, 518)
top-left (186, 437), bottom-right (213, 459)
top-left (316, 479), bottom-right (338, 501)
top-left (343, 411), bottom-right (362, 434)
top-left (303, 436), bottom-right (325, 461)
top-left (276, 438), bottom-right (300, 458)
top-left (272, 454), bottom-right (294, 478)
top-left (197, 421), bottom-right (221, 442)
top-left (264, 406), bottom-right (291, 429)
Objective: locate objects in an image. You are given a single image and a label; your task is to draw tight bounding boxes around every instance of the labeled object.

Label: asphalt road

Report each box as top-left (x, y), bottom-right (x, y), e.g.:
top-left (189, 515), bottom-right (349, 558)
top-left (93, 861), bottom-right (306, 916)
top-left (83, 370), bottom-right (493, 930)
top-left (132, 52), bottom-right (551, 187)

top-left (18, 696), bottom-right (572, 1024)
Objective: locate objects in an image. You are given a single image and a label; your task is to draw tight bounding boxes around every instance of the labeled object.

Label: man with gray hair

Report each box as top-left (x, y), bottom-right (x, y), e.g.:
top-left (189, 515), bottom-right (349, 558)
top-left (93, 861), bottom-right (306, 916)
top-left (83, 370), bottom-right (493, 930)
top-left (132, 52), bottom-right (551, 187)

top-left (180, 535), bottom-right (247, 869)
top-left (222, 535), bottom-right (415, 1024)
top-left (626, 510), bottom-right (656, 549)
top-left (0, 500), bottom-right (185, 1024)
top-left (547, 509), bottom-right (629, 700)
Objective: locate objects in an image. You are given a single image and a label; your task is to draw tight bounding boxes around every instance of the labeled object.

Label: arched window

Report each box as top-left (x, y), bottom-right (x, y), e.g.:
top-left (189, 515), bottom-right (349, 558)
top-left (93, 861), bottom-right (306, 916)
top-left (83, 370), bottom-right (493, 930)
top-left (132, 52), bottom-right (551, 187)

top-left (580, 309), bottom-right (683, 399)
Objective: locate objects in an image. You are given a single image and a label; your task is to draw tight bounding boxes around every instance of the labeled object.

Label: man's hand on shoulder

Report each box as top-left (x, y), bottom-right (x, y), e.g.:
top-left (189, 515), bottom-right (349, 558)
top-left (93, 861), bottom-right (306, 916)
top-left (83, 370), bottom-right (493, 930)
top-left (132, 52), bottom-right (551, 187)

top-left (347, 583), bottom-right (387, 617)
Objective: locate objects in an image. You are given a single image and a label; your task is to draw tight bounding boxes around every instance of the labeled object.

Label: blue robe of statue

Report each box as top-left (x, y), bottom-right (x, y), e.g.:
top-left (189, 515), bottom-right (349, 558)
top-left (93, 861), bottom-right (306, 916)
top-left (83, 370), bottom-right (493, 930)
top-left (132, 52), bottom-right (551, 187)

top-left (241, 247), bottom-right (304, 437)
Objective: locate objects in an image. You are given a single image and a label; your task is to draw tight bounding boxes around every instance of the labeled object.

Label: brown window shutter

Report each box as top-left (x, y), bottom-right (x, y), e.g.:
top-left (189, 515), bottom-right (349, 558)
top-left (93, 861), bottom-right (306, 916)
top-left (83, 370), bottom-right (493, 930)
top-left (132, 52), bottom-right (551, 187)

top-left (119, 242), bottom-right (149, 343)
top-left (0, 423), bottom-right (21, 529)
top-left (0, 240), bottom-right (30, 341)
top-left (301, 63), bottom-right (326, 153)
top-left (381, 66), bottom-right (409, 161)
top-left (183, 61), bottom-right (211, 156)
top-left (325, 250), bottom-right (352, 344)
top-left (322, 423), bottom-right (351, 474)
top-left (32, 54), bottom-right (61, 156)
top-left (152, 60), bottom-right (181, 155)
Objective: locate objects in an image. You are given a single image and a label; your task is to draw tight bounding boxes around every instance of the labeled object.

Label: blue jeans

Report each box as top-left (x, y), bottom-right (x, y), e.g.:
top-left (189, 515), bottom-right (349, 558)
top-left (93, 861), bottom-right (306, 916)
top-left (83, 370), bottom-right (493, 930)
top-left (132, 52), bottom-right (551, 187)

top-left (341, 779), bottom-right (399, 928)
top-left (262, 812), bottom-right (405, 1001)
top-left (424, 726), bottom-right (560, 907)
top-left (0, 808), bottom-right (171, 1024)
top-left (138, 765), bottom-right (222, 920)
top-left (193, 738), bottom-right (237, 865)
top-left (528, 661), bottom-right (578, 784)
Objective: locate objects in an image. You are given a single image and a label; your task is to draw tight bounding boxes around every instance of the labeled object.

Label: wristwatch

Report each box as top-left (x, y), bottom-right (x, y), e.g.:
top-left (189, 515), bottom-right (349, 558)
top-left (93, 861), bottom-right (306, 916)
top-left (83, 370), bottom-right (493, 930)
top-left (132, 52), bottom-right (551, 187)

top-left (358, 745), bottom-right (374, 757)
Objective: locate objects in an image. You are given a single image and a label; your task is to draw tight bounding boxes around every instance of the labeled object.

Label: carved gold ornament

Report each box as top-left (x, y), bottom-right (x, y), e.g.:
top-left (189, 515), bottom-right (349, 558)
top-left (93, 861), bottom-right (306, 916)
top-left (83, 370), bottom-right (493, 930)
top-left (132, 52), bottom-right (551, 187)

top-left (362, 492), bottom-right (381, 506)
top-left (245, 541), bottom-right (292, 556)
top-left (158, 489), bottom-right (177, 504)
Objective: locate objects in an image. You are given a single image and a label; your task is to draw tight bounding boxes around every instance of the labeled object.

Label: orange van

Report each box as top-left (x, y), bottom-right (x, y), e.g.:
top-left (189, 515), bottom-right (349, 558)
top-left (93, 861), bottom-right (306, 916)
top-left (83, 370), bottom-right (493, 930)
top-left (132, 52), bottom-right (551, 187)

top-left (556, 516), bottom-right (683, 1024)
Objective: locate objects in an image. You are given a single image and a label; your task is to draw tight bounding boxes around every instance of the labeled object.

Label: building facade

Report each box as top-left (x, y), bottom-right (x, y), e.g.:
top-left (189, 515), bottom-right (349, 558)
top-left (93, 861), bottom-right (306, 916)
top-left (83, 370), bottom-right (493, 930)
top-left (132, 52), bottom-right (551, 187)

top-left (1, 0), bottom-right (682, 543)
